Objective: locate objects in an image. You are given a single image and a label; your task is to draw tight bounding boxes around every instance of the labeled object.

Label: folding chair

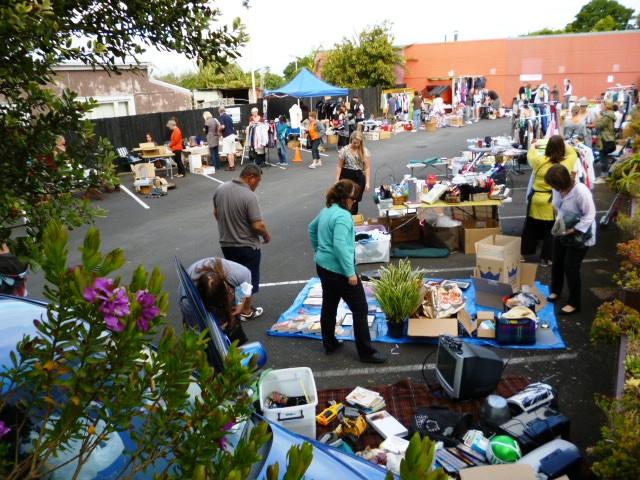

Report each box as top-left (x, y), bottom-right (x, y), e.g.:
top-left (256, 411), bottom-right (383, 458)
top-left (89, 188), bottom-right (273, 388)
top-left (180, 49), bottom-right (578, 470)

top-left (116, 147), bottom-right (145, 170)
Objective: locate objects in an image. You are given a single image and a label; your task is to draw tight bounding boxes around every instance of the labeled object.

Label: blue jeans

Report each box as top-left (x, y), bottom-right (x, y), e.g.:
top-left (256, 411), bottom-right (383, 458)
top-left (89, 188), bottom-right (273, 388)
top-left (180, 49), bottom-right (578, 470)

top-left (413, 109), bottom-right (421, 130)
top-left (209, 146), bottom-right (220, 169)
top-left (277, 140), bottom-right (288, 164)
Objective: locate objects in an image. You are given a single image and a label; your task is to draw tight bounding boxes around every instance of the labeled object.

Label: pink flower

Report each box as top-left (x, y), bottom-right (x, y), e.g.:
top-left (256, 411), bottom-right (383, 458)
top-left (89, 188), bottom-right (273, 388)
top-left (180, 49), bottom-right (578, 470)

top-left (83, 278), bottom-right (131, 332)
top-left (104, 315), bottom-right (125, 333)
top-left (135, 290), bottom-right (160, 332)
top-left (0, 421), bottom-right (10, 439)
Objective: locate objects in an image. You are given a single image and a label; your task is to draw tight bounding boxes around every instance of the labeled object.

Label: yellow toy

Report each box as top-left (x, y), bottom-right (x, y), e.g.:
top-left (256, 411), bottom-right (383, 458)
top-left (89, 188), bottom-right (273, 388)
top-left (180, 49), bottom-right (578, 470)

top-left (316, 402), bottom-right (343, 426)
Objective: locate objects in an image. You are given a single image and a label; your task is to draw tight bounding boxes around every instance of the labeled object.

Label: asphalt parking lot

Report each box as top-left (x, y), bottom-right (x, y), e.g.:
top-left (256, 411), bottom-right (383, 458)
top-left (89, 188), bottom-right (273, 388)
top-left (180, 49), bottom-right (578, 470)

top-left (28, 118), bottom-right (619, 452)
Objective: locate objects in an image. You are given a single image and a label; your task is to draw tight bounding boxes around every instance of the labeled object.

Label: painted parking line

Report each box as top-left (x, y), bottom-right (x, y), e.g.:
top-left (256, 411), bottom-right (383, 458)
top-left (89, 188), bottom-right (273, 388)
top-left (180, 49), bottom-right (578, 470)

top-left (201, 174), bottom-right (224, 185)
top-left (258, 258), bottom-right (608, 288)
top-left (313, 352), bottom-right (579, 378)
top-left (501, 210), bottom-right (607, 220)
top-left (299, 147), bottom-right (329, 158)
top-left (120, 185), bottom-right (150, 210)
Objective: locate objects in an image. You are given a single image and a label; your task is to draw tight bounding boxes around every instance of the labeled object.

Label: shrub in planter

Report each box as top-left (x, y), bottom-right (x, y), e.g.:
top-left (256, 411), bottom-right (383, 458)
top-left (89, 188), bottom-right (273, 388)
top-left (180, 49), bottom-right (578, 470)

top-left (373, 259), bottom-right (424, 337)
top-left (591, 300), bottom-right (640, 344)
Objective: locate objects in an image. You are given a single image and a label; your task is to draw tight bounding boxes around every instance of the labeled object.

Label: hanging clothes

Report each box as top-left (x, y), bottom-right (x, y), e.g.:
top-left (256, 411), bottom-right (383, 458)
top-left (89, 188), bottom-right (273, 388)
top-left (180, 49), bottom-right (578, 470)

top-left (289, 104), bottom-right (302, 129)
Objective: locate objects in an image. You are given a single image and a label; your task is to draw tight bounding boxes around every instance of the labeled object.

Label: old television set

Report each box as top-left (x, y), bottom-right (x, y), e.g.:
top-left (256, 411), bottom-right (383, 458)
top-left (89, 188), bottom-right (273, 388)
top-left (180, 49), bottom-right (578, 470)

top-left (435, 336), bottom-right (504, 400)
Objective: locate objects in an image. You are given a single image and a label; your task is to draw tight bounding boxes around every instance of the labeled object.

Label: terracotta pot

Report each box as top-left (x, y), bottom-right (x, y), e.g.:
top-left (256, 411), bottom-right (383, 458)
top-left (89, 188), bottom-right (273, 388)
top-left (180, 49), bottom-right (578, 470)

top-left (386, 320), bottom-right (406, 338)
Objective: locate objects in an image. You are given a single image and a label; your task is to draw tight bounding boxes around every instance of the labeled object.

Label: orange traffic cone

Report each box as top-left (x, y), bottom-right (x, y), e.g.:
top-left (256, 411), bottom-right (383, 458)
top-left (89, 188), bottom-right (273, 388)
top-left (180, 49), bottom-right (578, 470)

top-left (292, 145), bottom-right (303, 163)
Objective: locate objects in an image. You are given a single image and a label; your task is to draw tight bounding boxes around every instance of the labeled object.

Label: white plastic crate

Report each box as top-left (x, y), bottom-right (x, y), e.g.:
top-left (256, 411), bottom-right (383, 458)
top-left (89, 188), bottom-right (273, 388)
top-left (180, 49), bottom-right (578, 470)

top-left (259, 367), bottom-right (318, 439)
top-left (355, 225), bottom-right (391, 264)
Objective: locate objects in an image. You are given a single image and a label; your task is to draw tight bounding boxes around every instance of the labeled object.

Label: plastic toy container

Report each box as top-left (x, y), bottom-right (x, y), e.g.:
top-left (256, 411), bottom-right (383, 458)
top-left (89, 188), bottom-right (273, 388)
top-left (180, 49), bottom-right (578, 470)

top-left (259, 367), bottom-right (318, 439)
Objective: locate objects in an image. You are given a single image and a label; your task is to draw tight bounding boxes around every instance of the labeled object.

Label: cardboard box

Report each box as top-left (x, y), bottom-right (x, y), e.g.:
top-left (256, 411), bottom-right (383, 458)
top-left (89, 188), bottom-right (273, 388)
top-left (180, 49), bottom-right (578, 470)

top-left (379, 130), bottom-right (392, 140)
top-left (352, 214), bottom-right (365, 226)
top-left (462, 219), bottom-right (501, 254)
top-left (475, 235), bottom-right (521, 291)
top-left (473, 263), bottom-right (546, 311)
top-left (327, 134), bottom-right (338, 145)
top-left (363, 131), bottom-right (380, 141)
top-left (287, 140), bottom-right (300, 149)
top-left (407, 316), bottom-right (459, 337)
top-left (476, 311), bottom-right (496, 338)
top-left (452, 205), bottom-right (495, 222)
top-left (459, 464), bottom-right (536, 480)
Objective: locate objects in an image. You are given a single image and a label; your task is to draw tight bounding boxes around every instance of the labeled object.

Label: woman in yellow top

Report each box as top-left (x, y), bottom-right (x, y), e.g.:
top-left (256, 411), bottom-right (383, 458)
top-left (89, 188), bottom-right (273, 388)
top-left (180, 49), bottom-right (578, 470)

top-left (521, 135), bottom-right (578, 265)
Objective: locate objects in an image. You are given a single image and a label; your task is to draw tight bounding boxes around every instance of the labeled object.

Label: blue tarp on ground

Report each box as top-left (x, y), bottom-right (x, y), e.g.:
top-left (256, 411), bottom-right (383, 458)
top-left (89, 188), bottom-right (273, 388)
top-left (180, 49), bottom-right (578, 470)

top-left (264, 68), bottom-right (348, 98)
top-left (267, 278), bottom-right (566, 350)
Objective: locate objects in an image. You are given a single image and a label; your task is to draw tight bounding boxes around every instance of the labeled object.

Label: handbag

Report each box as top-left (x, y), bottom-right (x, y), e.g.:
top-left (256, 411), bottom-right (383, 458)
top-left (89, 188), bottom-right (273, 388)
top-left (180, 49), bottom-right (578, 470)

top-left (496, 307), bottom-right (537, 345)
top-left (555, 213), bottom-right (591, 248)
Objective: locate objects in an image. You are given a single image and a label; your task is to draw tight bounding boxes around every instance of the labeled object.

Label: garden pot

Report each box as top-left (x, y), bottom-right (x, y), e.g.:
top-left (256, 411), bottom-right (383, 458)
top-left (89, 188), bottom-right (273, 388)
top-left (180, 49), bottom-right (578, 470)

top-left (386, 320), bottom-right (406, 338)
top-left (619, 288), bottom-right (640, 312)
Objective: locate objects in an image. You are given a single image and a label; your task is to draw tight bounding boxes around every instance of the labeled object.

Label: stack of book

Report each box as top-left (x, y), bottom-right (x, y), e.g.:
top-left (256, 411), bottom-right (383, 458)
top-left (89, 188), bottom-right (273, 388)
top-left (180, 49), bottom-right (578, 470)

top-left (434, 444), bottom-right (487, 474)
top-left (365, 410), bottom-right (408, 439)
top-left (345, 386), bottom-right (386, 414)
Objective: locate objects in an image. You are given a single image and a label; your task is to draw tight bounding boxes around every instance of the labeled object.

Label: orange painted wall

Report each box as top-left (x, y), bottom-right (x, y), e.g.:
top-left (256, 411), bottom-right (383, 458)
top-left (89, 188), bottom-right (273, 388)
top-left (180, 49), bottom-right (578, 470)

top-left (404, 31), bottom-right (640, 102)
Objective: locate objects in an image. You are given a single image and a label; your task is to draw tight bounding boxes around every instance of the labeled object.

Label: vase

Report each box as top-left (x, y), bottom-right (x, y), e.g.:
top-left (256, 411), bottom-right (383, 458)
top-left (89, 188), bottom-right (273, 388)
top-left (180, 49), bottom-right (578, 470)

top-left (386, 320), bottom-right (406, 338)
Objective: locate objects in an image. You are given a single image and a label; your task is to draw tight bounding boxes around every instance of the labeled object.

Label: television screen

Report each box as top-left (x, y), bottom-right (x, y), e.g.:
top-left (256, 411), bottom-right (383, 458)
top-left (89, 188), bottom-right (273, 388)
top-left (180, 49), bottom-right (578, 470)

top-left (435, 343), bottom-right (457, 393)
top-left (435, 336), bottom-right (504, 400)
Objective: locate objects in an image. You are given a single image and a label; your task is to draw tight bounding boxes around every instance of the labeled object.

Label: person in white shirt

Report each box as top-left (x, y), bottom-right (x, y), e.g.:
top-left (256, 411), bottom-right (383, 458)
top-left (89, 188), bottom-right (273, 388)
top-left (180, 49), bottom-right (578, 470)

top-left (563, 79), bottom-right (572, 110)
top-left (545, 164), bottom-right (596, 315)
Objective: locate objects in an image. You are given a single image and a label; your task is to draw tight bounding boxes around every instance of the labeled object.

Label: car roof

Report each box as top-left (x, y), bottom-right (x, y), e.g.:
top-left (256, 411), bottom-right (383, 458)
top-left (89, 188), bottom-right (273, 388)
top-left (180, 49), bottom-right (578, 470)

top-left (0, 294), bottom-right (47, 370)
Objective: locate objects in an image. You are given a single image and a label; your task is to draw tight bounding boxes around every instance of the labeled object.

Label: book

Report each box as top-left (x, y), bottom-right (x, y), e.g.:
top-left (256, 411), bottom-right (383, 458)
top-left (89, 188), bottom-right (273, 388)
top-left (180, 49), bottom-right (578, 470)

top-left (303, 297), bottom-right (323, 307)
top-left (365, 411), bottom-right (408, 439)
top-left (346, 387), bottom-right (382, 409)
top-left (341, 313), bottom-right (375, 327)
top-left (380, 436), bottom-right (410, 454)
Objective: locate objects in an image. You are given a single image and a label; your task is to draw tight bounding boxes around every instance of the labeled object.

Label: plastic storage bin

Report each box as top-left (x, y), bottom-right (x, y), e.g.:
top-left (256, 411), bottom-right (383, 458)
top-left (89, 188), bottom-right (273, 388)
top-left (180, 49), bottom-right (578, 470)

top-left (259, 367), bottom-right (318, 439)
top-left (355, 225), bottom-right (391, 264)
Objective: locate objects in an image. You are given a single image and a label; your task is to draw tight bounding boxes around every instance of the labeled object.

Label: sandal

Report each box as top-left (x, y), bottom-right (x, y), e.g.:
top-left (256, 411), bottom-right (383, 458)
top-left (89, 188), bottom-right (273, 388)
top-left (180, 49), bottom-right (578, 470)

top-left (240, 306), bottom-right (264, 321)
top-left (224, 166), bottom-right (236, 171)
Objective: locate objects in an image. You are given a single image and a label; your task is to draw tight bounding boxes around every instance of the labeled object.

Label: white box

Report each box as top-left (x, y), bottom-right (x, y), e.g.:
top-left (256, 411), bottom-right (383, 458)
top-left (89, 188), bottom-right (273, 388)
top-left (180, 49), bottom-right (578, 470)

top-left (259, 367), bottom-right (318, 439)
top-left (355, 225), bottom-right (391, 264)
top-left (189, 154), bottom-right (202, 173)
top-left (200, 166), bottom-right (216, 175)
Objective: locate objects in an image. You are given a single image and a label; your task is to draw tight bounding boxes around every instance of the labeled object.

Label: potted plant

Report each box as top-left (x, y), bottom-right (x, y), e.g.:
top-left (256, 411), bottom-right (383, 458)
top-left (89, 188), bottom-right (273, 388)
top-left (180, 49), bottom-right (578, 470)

top-left (373, 259), bottom-right (424, 338)
top-left (615, 239), bottom-right (640, 311)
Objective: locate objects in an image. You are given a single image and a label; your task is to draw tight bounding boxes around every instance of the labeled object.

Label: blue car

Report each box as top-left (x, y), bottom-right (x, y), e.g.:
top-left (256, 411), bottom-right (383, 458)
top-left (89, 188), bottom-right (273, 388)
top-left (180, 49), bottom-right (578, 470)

top-left (0, 266), bottom-right (391, 479)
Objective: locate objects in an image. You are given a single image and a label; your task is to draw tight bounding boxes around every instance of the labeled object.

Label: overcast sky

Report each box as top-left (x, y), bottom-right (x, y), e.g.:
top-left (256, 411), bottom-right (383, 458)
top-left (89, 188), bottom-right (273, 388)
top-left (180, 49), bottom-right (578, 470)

top-left (143, 0), bottom-right (640, 77)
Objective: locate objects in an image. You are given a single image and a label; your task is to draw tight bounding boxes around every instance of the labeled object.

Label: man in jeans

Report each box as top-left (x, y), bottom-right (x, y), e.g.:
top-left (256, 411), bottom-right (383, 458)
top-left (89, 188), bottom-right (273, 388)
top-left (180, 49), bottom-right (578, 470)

top-left (212, 164), bottom-right (271, 320)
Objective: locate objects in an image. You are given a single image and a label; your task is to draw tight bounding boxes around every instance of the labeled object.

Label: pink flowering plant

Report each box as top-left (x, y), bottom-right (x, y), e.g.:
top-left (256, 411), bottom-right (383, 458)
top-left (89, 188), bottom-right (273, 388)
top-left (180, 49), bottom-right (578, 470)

top-left (0, 222), bottom-right (282, 479)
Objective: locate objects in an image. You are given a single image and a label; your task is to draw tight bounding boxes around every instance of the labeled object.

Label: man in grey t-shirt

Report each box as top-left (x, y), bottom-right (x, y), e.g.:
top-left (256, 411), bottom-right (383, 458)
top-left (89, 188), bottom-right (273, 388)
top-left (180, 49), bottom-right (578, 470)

top-left (212, 164), bottom-right (271, 320)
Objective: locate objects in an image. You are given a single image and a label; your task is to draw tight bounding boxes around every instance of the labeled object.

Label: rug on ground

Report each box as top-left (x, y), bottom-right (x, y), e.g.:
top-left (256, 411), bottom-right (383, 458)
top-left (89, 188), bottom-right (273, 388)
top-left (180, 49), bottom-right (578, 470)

top-left (267, 277), bottom-right (565, 349)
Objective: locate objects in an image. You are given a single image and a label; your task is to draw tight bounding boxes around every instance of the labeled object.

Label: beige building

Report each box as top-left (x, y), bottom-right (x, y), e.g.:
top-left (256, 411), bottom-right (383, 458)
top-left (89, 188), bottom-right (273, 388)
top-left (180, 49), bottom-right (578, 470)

top-left (51, 63), bottom-right (193, 119)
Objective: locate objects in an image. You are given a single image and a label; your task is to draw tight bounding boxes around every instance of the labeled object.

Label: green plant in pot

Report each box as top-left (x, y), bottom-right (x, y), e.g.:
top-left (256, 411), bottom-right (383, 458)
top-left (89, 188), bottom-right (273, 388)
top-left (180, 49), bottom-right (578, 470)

top-left (373, 259), bottom-right (424, 338)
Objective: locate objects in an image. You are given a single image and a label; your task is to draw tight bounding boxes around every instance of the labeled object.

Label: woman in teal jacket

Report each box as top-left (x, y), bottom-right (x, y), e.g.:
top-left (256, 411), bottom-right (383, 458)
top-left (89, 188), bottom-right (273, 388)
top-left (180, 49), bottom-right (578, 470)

top-left (308, 180), bottom-right (386, 364)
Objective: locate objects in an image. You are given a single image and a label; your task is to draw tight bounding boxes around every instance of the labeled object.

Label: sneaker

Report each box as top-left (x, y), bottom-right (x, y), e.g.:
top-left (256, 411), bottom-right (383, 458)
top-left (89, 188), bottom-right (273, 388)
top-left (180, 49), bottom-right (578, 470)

top-left (224, 166), bottom-right (236, 171)
top-left (593, 177), bottom-right (607, 184)
top-left (540, 259), bottom-right (552, 267)
top-left (308, 163), bottom-right (316, 169)
top-left (175, 174), bottom-right (184, 178)
top-left (277, 162), bottom-right (289, 167)
top-left (240, 306), bottom-right (264, 321)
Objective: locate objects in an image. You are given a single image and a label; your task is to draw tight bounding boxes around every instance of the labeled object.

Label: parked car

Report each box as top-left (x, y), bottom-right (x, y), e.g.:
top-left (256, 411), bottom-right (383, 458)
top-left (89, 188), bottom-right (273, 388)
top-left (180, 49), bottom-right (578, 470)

top-left (0, 266), bottom-right (391, 479)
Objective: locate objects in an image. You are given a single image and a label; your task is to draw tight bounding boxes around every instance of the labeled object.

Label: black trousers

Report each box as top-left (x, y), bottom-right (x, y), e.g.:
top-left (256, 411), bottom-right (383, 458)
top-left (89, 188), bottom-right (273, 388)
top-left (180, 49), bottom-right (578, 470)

top-left (551, 237), bottom-right (588, 309)
top-left (339, 168), bottom-right (366, 215)
top-left (521, 216), bottom-right (554, 261)
top-left (310, 138), bottom-right (321, 160)
top-left (174, 150), bottom-right (186, 175)
top-left (316, 265), bottom-right (376, 358)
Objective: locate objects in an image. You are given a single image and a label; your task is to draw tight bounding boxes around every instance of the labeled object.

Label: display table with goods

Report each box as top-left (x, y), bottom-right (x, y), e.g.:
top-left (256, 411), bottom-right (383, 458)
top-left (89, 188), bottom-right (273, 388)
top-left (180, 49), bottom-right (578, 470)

top-left (266, 263), bottom-right (565, 350)
top-left (259, 360), bottom-right (583, 477)
top-left (375, 174), bottom-right (507, 255)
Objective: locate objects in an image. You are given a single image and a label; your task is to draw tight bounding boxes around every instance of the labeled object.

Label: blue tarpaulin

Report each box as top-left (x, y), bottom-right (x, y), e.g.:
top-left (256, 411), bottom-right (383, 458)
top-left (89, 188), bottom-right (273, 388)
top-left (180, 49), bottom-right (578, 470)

top-left (264, 68), bottom-right (348, 98)
top-left (267, 278), bottom-right (566, 350)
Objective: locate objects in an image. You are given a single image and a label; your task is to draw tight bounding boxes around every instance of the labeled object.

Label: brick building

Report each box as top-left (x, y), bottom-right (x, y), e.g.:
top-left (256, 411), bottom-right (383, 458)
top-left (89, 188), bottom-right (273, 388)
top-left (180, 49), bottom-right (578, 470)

top-left (403, 30), bottom-right (640, 103)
